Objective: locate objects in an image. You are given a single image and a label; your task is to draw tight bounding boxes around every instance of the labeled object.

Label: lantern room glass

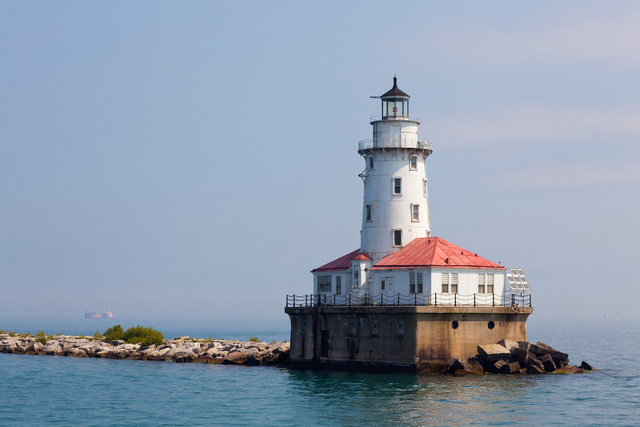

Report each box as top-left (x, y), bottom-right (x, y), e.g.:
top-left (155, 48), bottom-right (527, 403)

top-left (382, 98), bottom-right (409, 119)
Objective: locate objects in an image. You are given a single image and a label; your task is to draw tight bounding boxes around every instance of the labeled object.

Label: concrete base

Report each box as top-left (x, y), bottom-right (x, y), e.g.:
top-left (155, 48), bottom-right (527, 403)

top-left (285, 305), bottom-right (533, 373)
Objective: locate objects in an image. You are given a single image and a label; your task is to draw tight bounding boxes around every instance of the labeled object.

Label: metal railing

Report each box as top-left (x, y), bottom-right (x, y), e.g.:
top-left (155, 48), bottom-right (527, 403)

top-left (358, 139), bottom-right (432, 151)
top-left (285, 292), bottom-right (532, 308)
top-left (369, 115), bottom-right (421, 122)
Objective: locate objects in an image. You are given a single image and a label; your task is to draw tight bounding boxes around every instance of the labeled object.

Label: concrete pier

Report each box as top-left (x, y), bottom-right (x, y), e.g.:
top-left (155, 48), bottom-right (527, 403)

top-left (285, 305), bottom-right (533, 373)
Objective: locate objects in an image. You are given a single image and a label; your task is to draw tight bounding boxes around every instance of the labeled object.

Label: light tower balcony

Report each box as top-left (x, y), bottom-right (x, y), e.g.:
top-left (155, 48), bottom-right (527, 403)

top-left (358, 138), bottom-right (432, 153)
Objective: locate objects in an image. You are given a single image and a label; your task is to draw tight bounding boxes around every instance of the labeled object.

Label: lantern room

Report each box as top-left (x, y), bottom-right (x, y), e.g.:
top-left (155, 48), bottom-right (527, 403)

top-left (380, 76), bottom-right (410, 119)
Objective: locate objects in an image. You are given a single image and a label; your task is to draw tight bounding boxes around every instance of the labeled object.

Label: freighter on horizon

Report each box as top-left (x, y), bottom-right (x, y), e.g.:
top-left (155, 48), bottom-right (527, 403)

top-left (84, 309), bottom-right (114, 319)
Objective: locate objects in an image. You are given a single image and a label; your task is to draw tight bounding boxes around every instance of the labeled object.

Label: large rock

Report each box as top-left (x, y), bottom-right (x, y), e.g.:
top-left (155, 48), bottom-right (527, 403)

top-left (478, 344), bottom-right (511, 362)
top-left (225, 351), bottom-right (249, 365)
top-left (541, 354), bottom-right (557, 372)
top-left (497, 339), bottom-right (519, 352)
top-left (580, 361), bottom-right (595, 371)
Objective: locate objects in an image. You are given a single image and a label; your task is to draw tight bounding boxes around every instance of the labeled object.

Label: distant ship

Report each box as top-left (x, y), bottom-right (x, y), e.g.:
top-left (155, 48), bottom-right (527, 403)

top-left (85, 309), bottom-right (114, 319)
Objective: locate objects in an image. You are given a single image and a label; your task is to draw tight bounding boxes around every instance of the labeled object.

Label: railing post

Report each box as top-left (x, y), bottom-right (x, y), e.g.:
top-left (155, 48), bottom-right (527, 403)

top-left (435, 293), bottom-right (437, 306)
top-left (397, 293), bottom-right (400, 306)
top-left (454, 293), bottom-right (457, 307)
top-left (492, 294), bottom-right (495, 307)
top-left (474, 293), bottom-right (476, 307)
top-left (333, 294), bottom-right (336, 306)
top-left (348, 294), bottom-right (351, 307)
top-left (414, 293), bottom-right (417, 306)
top-left (380, 294), bottom-right (383, 306)
top-left (529, 294), bottom-right (532, 307)
top-left (364, 293), bottom-right (368, 306)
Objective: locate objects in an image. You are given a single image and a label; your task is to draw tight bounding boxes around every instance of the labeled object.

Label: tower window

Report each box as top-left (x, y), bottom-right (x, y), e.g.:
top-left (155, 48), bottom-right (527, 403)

top-left (423, 179), bottom-right (427, 198)
top-left (393, 177), bottom-right (402, 195)
top-left (410, 155), bottom-right (418, 170)
top-left (366, 204), bottom-right (372, 222)
top-left (393, 229), bottom-right (403, 247)
top-left (368, 156), bottom-right (374, 170)
top-left (411, 204), bottom-right (419, 222)
top-left (336, 276), bottom-right (342, 295)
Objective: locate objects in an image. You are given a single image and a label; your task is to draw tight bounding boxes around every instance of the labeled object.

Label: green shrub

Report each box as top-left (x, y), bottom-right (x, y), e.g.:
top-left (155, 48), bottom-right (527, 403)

top-left (122, 325), bottom-right (164, 347)
top-left (103, 325), bottom-right (125, 342)
top-left (35, 330), bottom-right (48, 345)
top-left (249, 336), bottom-right (259, 342)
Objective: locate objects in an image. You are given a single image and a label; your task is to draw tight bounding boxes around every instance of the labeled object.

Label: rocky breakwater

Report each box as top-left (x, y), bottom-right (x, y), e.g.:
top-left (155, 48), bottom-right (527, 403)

top-left (0, 334), bottom-right (290, 366)
top-left (447, 339), bottom-right (595, 375)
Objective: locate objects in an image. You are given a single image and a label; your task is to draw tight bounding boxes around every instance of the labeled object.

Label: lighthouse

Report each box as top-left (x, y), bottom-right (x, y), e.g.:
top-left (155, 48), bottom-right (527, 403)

top-left (359, 76), bottom-right (432, 263)
top-left (285, 78), bottom-right (533, 373)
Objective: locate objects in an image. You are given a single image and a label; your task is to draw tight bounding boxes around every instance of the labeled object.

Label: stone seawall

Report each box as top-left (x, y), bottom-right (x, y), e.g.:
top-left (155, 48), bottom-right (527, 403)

top-left (0, 334), bottom-right (290, 366)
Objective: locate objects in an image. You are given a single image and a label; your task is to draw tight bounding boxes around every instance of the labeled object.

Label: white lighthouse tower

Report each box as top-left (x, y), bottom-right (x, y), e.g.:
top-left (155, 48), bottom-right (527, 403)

top-left (358, 77), bottom-right (432, 263)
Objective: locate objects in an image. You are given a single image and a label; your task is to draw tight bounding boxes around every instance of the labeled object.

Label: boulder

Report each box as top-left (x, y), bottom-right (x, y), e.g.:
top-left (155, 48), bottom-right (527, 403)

top-left (553, 365), bottom-right (584, 374)
top-left (497, 339), bottom-right (519, 352)
top-left (526, 364), bottom-right (545, 374)
top-left (580, 361), bottom-right (595, 371)
top-left (446, 358), bottom-right (473, 374)
top-left (541, 354), bottom-right (557, 372)
top-left (225, 351), bottom-right (249, 365)
top-left (478, 344), bottom-right (511, 362)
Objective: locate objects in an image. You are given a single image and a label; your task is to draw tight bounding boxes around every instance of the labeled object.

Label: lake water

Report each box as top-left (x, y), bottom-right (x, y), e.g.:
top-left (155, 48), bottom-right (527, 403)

top-left (1, 317), bottom-right (638, 426)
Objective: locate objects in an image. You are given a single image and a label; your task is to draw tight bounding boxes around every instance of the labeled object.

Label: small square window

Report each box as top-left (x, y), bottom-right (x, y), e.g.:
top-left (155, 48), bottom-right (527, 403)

top-left (410, 155), bottom-right (418, 170)
top-left (393, 177), bottom-right (402, 195)
top-left (318, 275), bottom-right (332, 293)
top-left (393, 229), bottom-right (402, 247)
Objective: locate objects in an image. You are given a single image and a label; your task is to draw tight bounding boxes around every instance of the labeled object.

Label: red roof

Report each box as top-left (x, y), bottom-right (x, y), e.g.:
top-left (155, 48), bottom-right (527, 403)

top-left (372, 237), bottom-right (504, 270)
top-left (312, 249), bottom-right (362, 272)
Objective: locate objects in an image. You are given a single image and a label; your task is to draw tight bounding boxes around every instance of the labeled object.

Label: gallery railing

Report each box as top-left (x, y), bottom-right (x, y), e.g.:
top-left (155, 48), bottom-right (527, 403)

top-left (285, 292), bottom-right (532, 308)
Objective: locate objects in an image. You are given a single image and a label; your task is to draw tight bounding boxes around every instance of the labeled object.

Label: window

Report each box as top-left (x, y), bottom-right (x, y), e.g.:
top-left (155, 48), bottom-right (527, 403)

top-left (411, 204), bottom-right (419, 222)
top-left (368, 156), bottom-right (374, 170)
top-left (393, 229), bottom-right (402, 247)
top-left (318, 275), bottom-right (331, 293)
top-left (478, 273), bottom-right (494, 294)
top-left (336, 276), bottom-right (342, 295)
top-left (381, 279), bottom-right (386, 290)
top-left (409, 272), bottom-right (423, 293)
top-left (442, 273), bottom-right (458, 293)
top-left (393, 177), bottom-right (402, 195)
top-left (409, 272), bottom-right (415, 294)
top-left (423, 179), bottom-right (428, 198)
top-left (410, 155), bottom-right (418, 170)
top-left (366, 204), bottom-right (372, 222)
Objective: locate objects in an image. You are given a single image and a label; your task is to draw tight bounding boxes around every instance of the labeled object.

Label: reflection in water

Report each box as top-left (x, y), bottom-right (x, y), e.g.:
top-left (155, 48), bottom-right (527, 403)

top-left (286, 370), bottom-right (538, 426)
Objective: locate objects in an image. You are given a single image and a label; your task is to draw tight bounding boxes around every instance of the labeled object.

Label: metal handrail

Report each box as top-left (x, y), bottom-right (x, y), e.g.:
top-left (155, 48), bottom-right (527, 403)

top-left (285, 292), bottom-right (532, 308)
top-left (358, 139), bottom-right (432, 151)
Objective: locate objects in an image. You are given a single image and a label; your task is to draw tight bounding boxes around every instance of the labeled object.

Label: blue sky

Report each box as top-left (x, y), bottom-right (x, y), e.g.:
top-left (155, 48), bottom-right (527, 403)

top-left (1, 1), bottom-right (638, 320)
